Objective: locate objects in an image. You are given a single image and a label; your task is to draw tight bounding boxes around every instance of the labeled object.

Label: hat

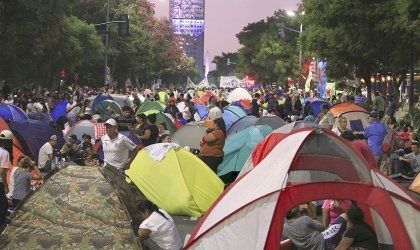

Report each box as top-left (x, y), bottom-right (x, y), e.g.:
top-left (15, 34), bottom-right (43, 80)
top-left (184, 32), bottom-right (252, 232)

top-left (105, 118), bottom-right (117, 126)
top-left (68, 134), bottom-right (77, 140)
top-left (0, 130), bottom-right (13, 140)
top-left (50, 135), bottom-right (58, 141)
top-left (369, 111), bottom-right (379, 118)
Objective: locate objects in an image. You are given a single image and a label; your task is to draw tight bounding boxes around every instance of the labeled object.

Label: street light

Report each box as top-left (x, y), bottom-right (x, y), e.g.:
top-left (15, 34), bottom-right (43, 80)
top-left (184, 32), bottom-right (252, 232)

top-left (286, 11), bottom-right (304, 89)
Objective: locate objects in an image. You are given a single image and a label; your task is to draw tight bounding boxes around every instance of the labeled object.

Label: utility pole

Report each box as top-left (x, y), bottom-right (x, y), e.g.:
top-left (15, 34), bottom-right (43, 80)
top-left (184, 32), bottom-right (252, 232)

top-left (104, 0), bottom-right (110, 86)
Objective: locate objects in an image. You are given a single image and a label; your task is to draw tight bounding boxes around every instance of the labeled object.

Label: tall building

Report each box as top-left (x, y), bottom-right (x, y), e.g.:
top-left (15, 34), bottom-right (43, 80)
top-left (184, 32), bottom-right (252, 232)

top-left (170, 0), bottom-right (205, 78)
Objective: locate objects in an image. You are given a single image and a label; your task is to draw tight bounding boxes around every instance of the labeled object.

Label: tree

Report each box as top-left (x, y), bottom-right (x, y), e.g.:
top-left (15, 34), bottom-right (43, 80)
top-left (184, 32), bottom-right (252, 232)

top-left (235, 11), bottom-right (300, 86)
top-left (300, 0), bottom-right (418, 100)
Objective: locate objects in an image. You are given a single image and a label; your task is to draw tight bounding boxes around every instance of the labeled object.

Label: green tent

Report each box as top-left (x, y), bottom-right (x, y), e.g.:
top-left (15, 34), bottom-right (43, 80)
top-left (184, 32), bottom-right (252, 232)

top-left (137, 101), bottom-right (165, 114)
top-left (141, 110), bottom-right (177, 135)
top-left (91, 99), bottom-right (122, 120)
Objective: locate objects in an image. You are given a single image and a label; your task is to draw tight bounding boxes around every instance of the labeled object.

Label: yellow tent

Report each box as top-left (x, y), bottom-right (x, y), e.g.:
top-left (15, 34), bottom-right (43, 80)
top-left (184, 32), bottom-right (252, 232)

top-left (126, 145), bottom-right (224, 217)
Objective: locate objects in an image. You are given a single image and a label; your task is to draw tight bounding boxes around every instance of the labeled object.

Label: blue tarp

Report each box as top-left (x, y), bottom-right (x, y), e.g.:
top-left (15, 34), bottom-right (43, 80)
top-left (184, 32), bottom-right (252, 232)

top-left (218, 125), bottom-right (273, 176)
top-left (51, 100), bottom-right (69, 122)
top-left (196, 105), bottom-right (208, 120)
top-left (8, 120), bottom-right (65, 162)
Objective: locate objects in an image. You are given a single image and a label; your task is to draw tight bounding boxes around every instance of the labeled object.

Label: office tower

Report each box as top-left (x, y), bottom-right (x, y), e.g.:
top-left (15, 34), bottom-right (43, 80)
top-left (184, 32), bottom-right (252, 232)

top-left (170, 0), bottom-right (205, 77)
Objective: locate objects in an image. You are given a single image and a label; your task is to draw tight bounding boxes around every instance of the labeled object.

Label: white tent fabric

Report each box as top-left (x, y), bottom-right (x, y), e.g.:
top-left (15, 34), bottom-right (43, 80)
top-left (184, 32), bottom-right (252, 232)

top-left (227, 88), bottom-right (252, 103)
top-left (186, 129), bottom-right (420, 250)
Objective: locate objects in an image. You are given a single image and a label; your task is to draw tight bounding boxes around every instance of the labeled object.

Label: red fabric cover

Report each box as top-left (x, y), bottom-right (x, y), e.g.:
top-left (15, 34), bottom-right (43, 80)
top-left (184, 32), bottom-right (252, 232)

top-left (267, 182), bottom-right (416, 250)
top-left (252, 133), bottom-right (288, 166)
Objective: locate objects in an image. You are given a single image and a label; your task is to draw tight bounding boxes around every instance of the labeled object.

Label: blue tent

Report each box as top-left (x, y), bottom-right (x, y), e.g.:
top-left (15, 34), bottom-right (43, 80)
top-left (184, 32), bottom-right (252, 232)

top-left (196, 105), bottom-right (208, 120)
top-left (0, 104), bottom-right (28, 122)
top-left (222, 106), bottom-right (247, 130)
top-left (8, 119), bottom-right (65, 162)
top-left (51, 100), bottom-right (69, 122)
top-left (92, 93), bottom-right (114, 110)
top-left (217, 125), bottom-right (273, 177)
top-left (227, 116), bottom-right (259, 136)
top-left (310, 100), bottom-right (332, 117)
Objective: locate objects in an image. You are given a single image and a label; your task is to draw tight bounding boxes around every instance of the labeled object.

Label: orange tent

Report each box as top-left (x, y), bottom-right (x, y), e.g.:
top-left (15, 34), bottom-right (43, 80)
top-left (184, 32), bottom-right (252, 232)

top-left (329, 103), bottom-right (370, 132)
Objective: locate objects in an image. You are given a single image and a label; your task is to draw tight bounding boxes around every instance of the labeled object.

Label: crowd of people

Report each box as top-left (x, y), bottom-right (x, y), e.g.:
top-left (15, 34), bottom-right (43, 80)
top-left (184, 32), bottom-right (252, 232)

top-left (0, 81), bottom-right (418, 249)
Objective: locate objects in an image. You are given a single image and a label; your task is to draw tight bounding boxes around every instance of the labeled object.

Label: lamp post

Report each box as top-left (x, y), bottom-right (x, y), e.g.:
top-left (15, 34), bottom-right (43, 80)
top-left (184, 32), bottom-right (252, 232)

top-left (286, 11), bottom-right (303, 89)
top-left (104, 0), bottom-right (110, 86)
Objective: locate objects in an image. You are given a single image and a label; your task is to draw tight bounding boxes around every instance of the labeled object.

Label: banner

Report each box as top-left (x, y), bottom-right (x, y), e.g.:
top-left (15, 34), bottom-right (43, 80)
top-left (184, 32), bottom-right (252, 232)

top-left (220, 76), bottom-right (241, 88)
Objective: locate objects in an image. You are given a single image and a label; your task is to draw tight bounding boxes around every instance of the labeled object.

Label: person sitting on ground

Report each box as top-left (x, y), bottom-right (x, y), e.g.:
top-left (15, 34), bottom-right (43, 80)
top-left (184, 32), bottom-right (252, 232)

top-left (7, 155), bottom-right (27, 201)
top-left (60, 134), bottom-right (80, 162)
top-left (282, 206), bottom-right (326, 250)
top-left (158, 122), bottom-right (171, 137)
top-left (322, 199), bottom-right (352, 228)
top-left (163, 99), bottom-right (179, 119)
top-left (332, 117), bottom-right (349, 136)
top-left (336, 203), bottom-right (378, 250)
top-left (11, 157), bottom-right (41, 206)
top-left (138, 200), bottom-right (182, 250)
top-left (317, 104), bottom-right (334, 129)
top-left (157, 134), bottom-right (171, 144)
top-left (391, 140), bottom-right (420, 180)
top-left (38, 135), bottom-right (58, 172)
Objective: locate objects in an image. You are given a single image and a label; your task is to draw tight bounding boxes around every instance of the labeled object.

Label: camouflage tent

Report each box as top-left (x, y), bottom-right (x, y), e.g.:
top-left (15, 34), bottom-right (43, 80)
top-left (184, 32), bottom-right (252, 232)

top-left (0, 165), bottom-right (141, 249)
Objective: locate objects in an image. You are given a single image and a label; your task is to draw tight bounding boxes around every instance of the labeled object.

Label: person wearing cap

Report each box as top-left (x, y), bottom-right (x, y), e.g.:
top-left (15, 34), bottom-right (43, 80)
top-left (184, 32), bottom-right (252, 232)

top-left (0, 130), bottom-right (12, 226)
top-left (101, 118), bottom-right (139, 174)
top-left (38, 135), bottom-right (58, 172)
top-left (364, 111), bottom-right (387, 167)
top-left (60, 134), bottom-right (80, 162)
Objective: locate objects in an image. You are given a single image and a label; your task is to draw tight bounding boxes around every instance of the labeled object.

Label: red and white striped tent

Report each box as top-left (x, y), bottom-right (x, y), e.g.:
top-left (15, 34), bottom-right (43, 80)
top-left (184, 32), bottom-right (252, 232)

top-left (185, 128), bottom-right (420, 250)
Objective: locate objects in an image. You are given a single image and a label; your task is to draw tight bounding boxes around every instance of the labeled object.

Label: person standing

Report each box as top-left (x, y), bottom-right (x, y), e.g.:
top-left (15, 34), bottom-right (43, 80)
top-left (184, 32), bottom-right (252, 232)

top-left (38, 135), bottom-right (58, 172)
top-left (101, 118), bottom-right (139, 175)
top-left (199, 118), bottom-right (226, 173)
top-left (137, 114), bottom-right (159, 147)
top-left (364, 111), bottom-right (387, 167)
top-left (373, 91), bottom-right (385, 120)
top-left (0, 130), bottom-right (12, 226)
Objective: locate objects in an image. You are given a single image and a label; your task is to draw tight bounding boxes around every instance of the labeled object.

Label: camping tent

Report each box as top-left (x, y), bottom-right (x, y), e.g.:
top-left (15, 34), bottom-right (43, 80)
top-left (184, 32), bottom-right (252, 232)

top-left (51, 100), bottom-right (69, 122)
top-left (64, 120), bottom-right (95, 142)
top-left (330, 103), bottom-right (370, 133)
top-left (125, 144), bottom-right (224, 217)
top-left (92, 93), bottom-right (114, 109)
top-left (227, 88), bottom-right (252, 103)
top-left (227, 116), bottom-right (286, 136)
top-left (8, 119), bottom-right (65, 162)
top-left (237, 121), bottom-right (319, 178)
top-left (185, 129), bottom-right (420, 249)
top-left (222, 106), bottom-right (247, 130)
top-left (0, 104), bottom-right (28, 122)
top-left (141, 110), bottom-right (177, 135)
top-left (91, 100), bottom-right (122, 120)
top-left (218, 125), bottom-right (273, 178)
top-left (0, 165), bottom-right (141, 249)
top-left (227, 116), bottom-right (259, 136)
top-left (310, 100), bottom-right (332, 117)
top-left (172, 123), bottom-right (208, 150)
top-left (137, 101), bottom-right (165, 114)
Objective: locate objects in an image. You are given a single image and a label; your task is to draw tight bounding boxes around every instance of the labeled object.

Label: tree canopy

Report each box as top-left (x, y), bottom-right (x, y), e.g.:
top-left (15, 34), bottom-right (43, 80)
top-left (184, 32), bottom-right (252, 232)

top-left (0, 0), bottom-right (198, 88)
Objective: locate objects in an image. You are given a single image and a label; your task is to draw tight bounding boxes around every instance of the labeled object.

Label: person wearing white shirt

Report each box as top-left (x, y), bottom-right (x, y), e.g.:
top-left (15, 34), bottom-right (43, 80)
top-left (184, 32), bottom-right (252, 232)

top-left (38, 135), bottom-right (58, 172)
top-left (0, 130), bottom-right (12, 226)
top-left (138, 200), bottom-right (182, 250)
